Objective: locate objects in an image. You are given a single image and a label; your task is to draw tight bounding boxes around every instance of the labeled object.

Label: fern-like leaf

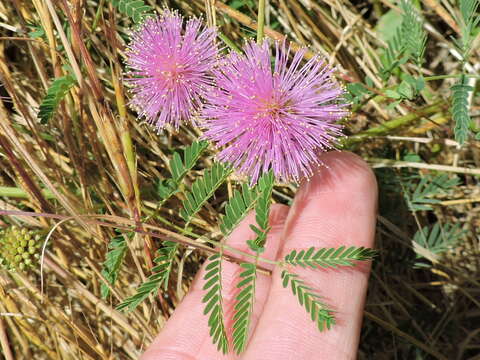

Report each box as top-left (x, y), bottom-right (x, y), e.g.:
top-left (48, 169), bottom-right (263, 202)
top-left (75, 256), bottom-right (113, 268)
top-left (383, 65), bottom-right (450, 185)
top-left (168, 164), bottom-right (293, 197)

top-left (117, 241), bottom-right (178, 311)
top-left (455, 0), bottom-right (480, 59)
top-left (219, 183), bottom-right (259, 236)
top-left (247, 171), bottom-right (274, 253)
top-left (413, 222), bottom-right (464, 267)
top-left (109, 0), bottom-right (153, 23)
top-left (281, 270), bottom-right (335, 331)
top-left (404, 173), bottom-right (460, 211)
top-left (380, 0), bottom-right (427, 78)
top-left (451, 76), bottom-right (474, 144)
top-left (100, 233), bottom-right (128, 299)
top-left (232, 262), bottom-right (257, 354)
top-left (284, 246), bottom-right (376, 269)
top-left (202, 253), bottom-right (228, 354)
top-left (157, 141), bottom-right (209, 202)
top-left (180, 163), bottom-right (231, 224)
top-left (379, 29), bottom-right (406, 80)
top-left (38, 75), bottom-right (75, 124)
top-left (153, 241), bottom-right (179, 290)
top-left (400, 0), bottom-right (427, 66)
top-left (171, 141), bottom-right (209, 183)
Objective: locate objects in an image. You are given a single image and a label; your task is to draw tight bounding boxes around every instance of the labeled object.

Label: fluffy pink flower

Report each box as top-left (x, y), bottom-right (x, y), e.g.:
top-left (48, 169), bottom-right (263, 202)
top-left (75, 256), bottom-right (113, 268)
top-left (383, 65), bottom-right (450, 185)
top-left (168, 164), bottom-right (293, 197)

top-left (125, 10), bottom-right (218, 129)
top-left (202, 40), bottom-right (349, 184)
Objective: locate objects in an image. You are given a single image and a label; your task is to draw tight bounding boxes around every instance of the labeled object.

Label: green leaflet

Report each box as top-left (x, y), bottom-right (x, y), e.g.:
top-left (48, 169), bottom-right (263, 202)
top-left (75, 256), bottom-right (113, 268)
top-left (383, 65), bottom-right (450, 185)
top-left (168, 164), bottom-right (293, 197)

top-left (180, 163), bottom-right (231, 224)
top-left (379, 0), bottom-right (427, 79)
top-left (100, 233), bottom-right (128, 299)
top-left (109, 0), bottom-right (153, 23)
top-left (451, 76), bottom-right (474, 145)
top-left (220, 170), bottom-right (275, 240)
top-left (247, 171), bottom-right (274, 253)
top-left (281, 270), bottom-right (335, 332)
top-left (38, 75), bottom-right (76, 124)
top-left (284, 246), bottom-right (376, 269)
top-left (152, 241), bottom-right (179, 291)
top-left (403, 173), bottom-right (460, 212)
top-left (232, 262), bottom-right (257, 354)
top-left (413, 222), bottom-right (465, 268)
top-left (400, 0), bottom-right (427, 66)
top-left (454, 0), bottom-right (480, 59)
top-left (202, 253), bottom-right (228, 354)
top-left (116, 241), bottom-right (178, 311)
top-left (219, 183), bottom-right (259, 236)
top-left (379, 26), bottom-right (406, 80)
top-left (157, 140), bottom-right (209, 203)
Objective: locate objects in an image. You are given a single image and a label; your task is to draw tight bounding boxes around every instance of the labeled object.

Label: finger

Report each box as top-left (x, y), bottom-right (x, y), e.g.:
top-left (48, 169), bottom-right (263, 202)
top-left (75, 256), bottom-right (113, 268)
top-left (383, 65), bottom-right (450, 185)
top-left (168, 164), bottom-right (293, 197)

top-left (244, 151), bottom-right (377, 360)
top-left (141, 204), bottom-right (289, 360)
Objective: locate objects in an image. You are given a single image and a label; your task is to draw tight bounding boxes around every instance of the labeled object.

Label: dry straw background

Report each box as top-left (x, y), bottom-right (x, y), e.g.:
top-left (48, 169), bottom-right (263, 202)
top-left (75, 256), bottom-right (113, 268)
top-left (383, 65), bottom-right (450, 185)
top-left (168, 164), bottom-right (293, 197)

top-left (0, 0), bottom-right (479, 359)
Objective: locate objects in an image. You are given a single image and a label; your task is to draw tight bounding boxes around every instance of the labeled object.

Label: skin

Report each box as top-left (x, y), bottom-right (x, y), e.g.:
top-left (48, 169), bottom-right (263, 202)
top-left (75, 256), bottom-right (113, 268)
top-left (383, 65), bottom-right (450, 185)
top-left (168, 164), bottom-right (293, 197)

top-left (142, 151), bottom-right (378, 360)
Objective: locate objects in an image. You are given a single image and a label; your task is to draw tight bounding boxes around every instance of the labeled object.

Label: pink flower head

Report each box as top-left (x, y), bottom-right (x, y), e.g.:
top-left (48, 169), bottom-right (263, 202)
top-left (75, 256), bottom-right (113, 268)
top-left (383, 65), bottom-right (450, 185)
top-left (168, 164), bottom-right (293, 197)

top-left (202, 40), bottom-right (349, 184)
top-left (125, 10), bottom-right (218, 129)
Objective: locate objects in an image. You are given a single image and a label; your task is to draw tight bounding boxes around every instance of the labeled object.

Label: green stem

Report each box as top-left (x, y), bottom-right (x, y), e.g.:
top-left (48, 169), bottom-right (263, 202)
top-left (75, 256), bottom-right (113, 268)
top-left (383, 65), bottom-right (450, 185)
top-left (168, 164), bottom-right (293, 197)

top-left (257, 0), bottom-right (266, 44)
top-left (343, 101), bottom-right (445, 147)
top-left (0, 186), bottom-right (55, 200)
top-left (424, 74), bottom-right (480, 81)
top-left (91, 0), bottom-right (105, 32)
top-left (219, 32), bottom-right (241, 53)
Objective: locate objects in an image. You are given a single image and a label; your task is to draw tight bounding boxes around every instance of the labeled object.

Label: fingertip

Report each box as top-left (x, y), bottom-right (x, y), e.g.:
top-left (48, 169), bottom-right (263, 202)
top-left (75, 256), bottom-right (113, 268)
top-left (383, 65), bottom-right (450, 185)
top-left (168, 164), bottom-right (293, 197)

top-left (297, 151), bottom-right (377, 206)
top-left (283, 151), bottom-right (377, 250)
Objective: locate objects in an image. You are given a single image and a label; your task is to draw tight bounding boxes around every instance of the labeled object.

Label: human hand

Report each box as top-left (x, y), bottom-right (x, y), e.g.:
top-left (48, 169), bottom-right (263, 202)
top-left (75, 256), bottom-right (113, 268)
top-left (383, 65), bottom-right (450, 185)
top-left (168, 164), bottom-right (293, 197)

top-left (142, 151), bottom-right (377, 360)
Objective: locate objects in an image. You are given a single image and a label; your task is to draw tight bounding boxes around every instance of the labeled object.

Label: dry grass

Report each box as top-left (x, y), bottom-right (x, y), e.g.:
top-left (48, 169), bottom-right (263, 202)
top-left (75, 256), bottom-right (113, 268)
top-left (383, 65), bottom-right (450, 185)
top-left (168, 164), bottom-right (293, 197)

top-left (0, 0), bottom-right (479, 359)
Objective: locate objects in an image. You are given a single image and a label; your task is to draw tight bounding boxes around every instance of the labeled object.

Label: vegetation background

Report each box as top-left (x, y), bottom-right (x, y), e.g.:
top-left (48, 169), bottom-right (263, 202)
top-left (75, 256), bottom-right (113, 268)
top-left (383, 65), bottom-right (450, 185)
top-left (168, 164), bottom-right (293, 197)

top-left (0, 0), bottom-right (479, 359)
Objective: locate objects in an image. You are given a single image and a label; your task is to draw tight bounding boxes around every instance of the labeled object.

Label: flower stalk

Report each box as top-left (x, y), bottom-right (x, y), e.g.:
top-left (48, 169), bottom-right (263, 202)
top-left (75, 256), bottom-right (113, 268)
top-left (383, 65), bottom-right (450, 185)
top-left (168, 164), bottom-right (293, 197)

top-left (257, 0), bottom-right (266, 43)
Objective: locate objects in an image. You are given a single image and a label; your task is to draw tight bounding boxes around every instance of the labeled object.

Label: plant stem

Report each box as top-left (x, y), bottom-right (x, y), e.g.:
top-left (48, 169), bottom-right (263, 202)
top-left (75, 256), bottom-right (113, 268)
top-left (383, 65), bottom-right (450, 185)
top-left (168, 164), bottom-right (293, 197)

top-left (91, 0), bottom-right (105, 32)
top-left (257, 0), bottom-right (266, 44)
top-left (423, 74), bottom-right (480, 81)
top-left (0, 186), bottom-right (55, 200)
top-left (344, 101), bottom-right (445, 147)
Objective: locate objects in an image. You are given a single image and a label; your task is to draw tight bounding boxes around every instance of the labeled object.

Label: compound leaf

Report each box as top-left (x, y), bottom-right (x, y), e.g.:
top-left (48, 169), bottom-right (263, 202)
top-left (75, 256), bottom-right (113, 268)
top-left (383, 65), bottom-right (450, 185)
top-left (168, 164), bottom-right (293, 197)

top-left (202, 253), bottom-right (228, 354)
top-left (116, 241), bottom-right (178, 311)
top-left (38, 75), bottom-right (75, 124)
